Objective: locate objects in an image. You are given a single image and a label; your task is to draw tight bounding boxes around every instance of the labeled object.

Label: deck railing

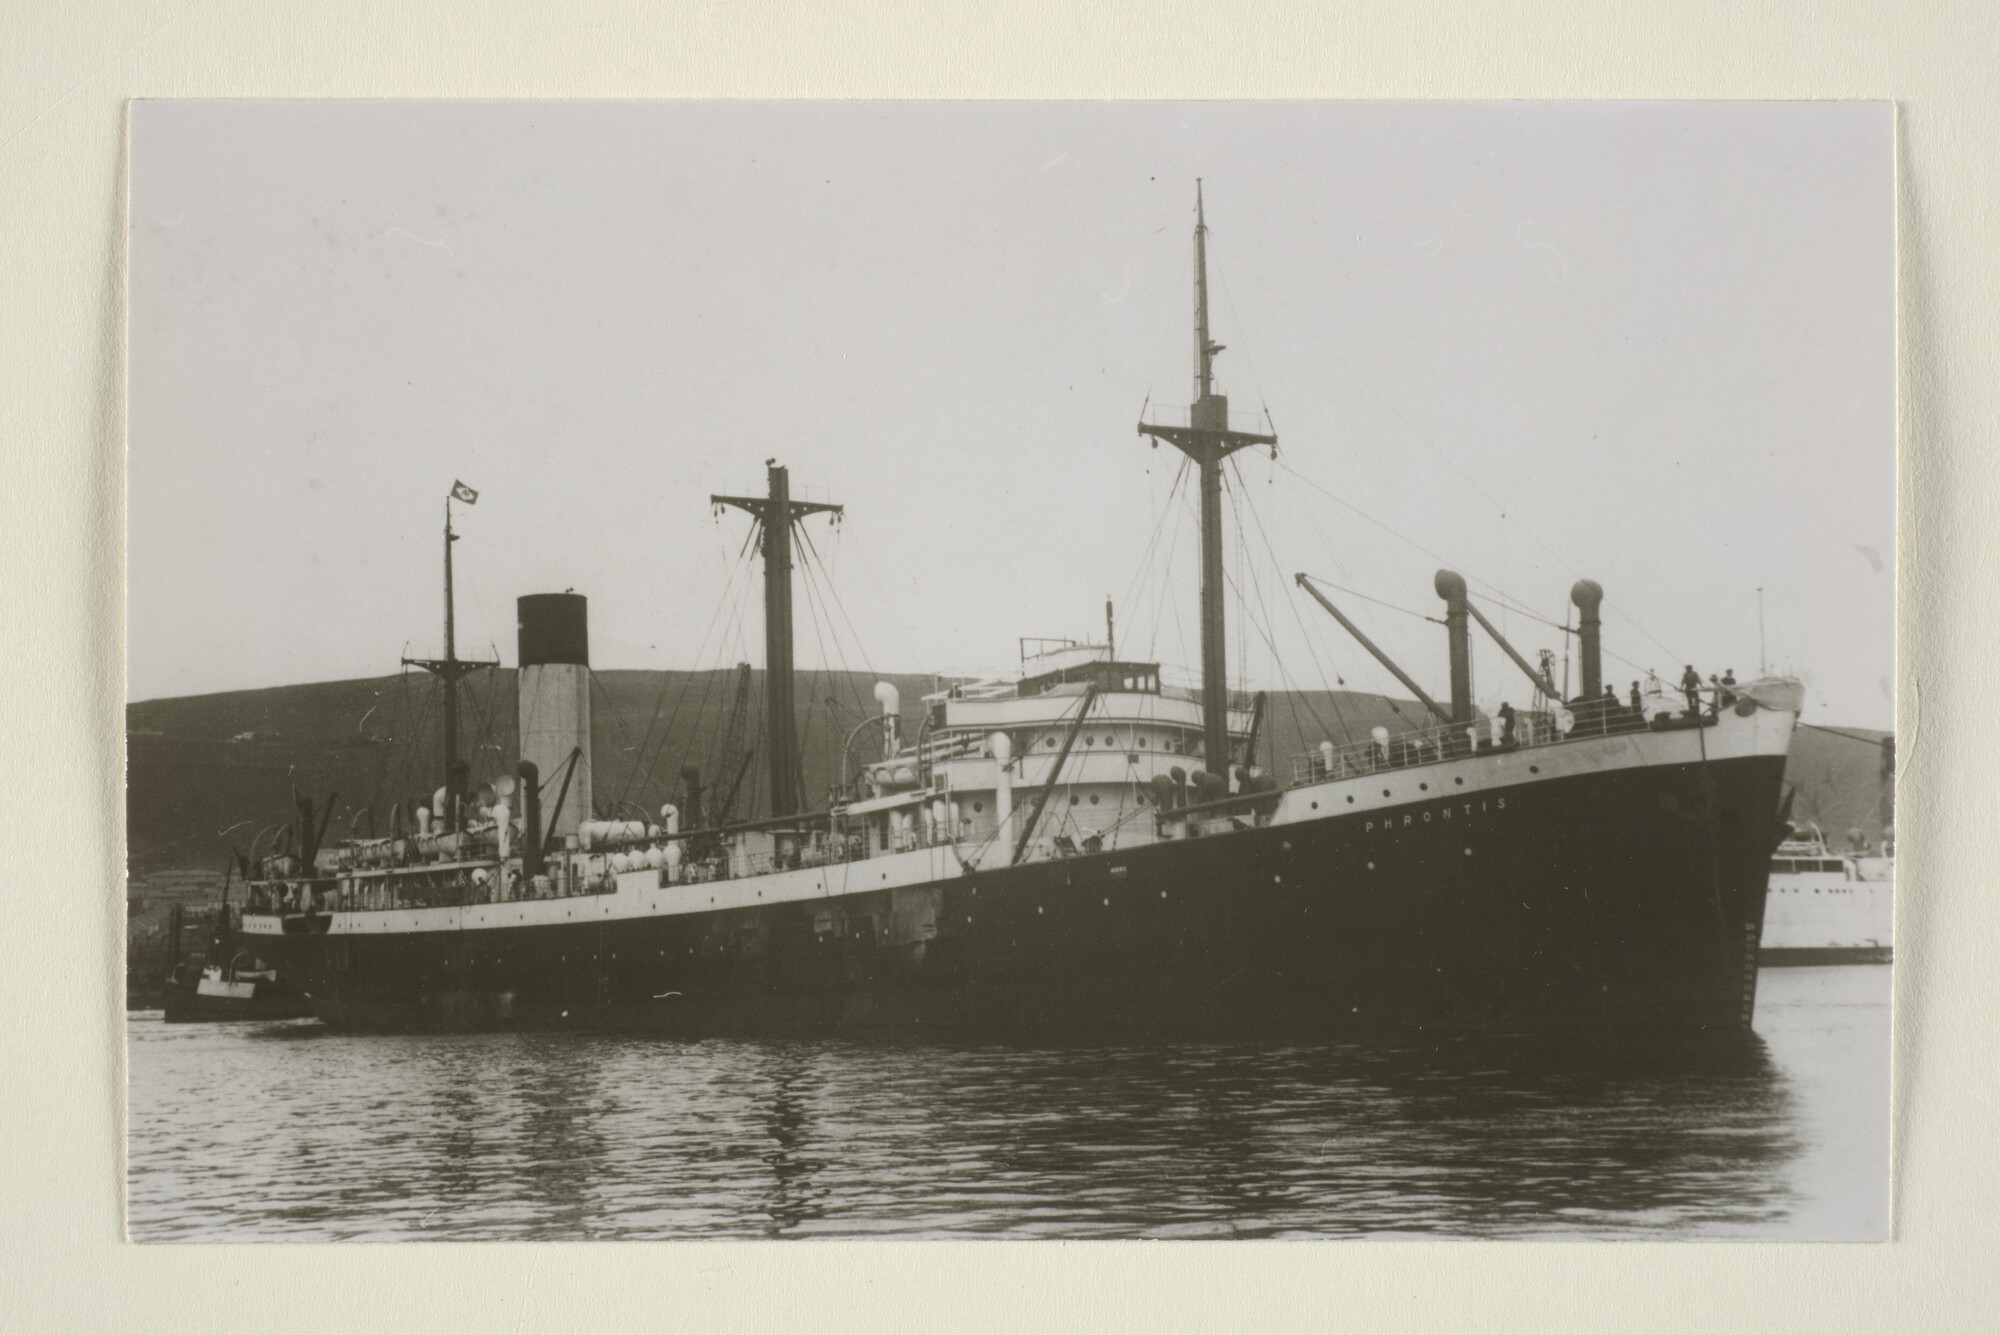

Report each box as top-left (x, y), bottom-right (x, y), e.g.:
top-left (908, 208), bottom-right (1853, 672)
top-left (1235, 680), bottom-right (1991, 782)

top-left (1287, 700), bottom-right (1660, 785)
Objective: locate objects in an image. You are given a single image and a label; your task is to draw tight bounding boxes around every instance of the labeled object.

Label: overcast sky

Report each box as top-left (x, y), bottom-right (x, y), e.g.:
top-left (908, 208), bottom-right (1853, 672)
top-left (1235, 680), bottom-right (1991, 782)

top-left (129, 101), bottom-right (1893, 729)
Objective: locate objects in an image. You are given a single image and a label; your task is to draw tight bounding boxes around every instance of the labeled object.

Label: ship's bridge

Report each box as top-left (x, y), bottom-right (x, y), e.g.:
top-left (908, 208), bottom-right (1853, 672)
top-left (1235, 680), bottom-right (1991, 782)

top-left (905, 646), bottom-right (1257, 858)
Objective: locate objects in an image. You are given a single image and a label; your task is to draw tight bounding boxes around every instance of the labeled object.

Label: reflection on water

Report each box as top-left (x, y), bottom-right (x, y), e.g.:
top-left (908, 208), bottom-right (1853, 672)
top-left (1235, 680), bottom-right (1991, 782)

top-left (126, 967), bottom-right (1888, 1241)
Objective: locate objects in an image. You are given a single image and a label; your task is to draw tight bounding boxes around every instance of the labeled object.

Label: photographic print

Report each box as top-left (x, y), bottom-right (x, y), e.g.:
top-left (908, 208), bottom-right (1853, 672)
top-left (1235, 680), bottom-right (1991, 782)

top-left (125, 101), bottom-right (1893, 1240)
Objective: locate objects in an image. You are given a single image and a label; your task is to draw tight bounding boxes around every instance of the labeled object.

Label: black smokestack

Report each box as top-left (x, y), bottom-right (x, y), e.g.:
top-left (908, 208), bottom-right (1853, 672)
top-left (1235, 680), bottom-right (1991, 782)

top-left (517, 593), bottom-right (592, 841)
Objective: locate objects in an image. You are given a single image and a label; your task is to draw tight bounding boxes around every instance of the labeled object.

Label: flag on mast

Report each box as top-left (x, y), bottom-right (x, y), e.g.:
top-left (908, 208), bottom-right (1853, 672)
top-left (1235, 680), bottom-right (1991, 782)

top-left (450, 480), bottom-right (479, 505)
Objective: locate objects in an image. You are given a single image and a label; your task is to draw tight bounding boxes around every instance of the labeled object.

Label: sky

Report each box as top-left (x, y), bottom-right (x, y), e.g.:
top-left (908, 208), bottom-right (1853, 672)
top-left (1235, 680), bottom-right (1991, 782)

top-left (128, 101), bottom-right (1894, 729)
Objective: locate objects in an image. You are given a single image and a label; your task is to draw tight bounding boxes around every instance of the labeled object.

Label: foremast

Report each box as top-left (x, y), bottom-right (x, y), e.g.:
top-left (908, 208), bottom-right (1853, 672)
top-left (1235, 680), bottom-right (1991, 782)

top-left (402, 482), bottom-right (497, 835)
top-left (1137, 183), bottom-right (1277, 773)
top-left (713, 463), bottom-right (844, 819)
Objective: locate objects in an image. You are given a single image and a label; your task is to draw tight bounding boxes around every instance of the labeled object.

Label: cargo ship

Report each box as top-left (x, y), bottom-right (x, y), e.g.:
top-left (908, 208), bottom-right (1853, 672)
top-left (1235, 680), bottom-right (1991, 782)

top-left (236, 188), bottom-right (1802, 1036)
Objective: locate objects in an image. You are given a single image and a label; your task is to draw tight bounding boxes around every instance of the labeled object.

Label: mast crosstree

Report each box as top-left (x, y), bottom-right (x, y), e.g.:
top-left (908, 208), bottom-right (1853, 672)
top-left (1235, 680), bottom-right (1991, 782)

top-left (1137, 183), bottom-right (1277, 773)
top-left (713, 462), bottom-right (844, 819)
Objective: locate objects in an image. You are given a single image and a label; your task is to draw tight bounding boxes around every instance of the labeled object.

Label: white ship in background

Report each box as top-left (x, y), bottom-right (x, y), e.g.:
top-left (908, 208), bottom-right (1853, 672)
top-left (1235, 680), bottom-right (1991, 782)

top-left (1761, 727), bottom-right (1894, 965)
top-left (1761, 827), bottom-right (1893, 965)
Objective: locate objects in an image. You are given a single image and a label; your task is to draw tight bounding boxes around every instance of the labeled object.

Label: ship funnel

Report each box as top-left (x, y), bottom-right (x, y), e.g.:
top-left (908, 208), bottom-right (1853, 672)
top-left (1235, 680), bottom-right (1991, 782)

top-left (1434, 570), bottom-right (1473, 723)
top-left (518, 593), bottom-right (592, 841)
top-left (1570, 579), bottom-right (1604, 701)
top-left (875, 681), bottom-right (901, 758)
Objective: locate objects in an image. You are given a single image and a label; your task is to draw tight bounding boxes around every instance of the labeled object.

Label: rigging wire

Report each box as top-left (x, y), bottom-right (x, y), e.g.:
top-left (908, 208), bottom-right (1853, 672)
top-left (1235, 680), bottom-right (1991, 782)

top-left (1213, 232), bottom-right (1685, 668)
top-left (1142, 465), bottom-right (1192, 663)
top-left (1225, 459), bottom-right (1348, 744)
top-left (617, 520), bottom-right (761, 808)
top-left (1274, 456), bottom-right (1661, 682)
top-left (1114, 456), bottom-right (1192, 651)
top-left (589, 668), bottom-right (652, 814)
top-left (797, 522), bottom-right (879, 683)
top-left (826, 522), bottom-right (924, 674)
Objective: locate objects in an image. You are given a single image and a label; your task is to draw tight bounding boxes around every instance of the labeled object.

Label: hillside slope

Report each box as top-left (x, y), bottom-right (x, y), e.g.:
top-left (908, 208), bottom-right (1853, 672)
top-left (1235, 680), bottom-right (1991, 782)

top-left (127, 670), bottom-right (1890, 876)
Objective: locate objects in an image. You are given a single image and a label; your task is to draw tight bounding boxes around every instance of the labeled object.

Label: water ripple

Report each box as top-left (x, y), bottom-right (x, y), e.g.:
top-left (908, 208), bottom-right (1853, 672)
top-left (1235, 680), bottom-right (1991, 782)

top-left (126, 966), bottom-right (1888, 1240)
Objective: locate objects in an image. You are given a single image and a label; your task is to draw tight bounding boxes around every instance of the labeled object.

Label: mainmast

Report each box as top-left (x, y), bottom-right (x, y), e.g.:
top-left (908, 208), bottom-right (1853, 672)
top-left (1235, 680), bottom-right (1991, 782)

top-left (713, 463), bottom-right (843, 819)
top-left (403, 481), bottom-right (497, 834)
top-left (1137, 183), bottom-right (1277, 773)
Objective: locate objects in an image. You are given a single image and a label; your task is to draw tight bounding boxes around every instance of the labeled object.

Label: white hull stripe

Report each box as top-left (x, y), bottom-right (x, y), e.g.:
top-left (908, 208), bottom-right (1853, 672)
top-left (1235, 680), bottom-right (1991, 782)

top-left (247, 843), bottom-right (967, 939)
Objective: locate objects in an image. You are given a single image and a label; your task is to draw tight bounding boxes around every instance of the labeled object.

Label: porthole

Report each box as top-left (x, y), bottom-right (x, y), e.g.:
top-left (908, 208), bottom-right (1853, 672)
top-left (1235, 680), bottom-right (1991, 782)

top-left (1454, 777), bottom-right (1464, 786)
top-left (1046, 736), bottom-right (1058, 748)
top-left (1346, 796), bottom-right (1354, 804)
top-left (974, 802), bottom-right (984, 813)
top-left (1529, 765), bottom-right (1540, 774)
top-left (1070, 795), bottom-right (1081, 806)
top-left (1084, 736), bottom-right (1094, 746)
top-left (1310, 801), bottom-right (1318, 810)
top-left (1419, 782), bottom-right (1428, 791)
top-left (1382, 789), bottom-right (1391, 798)
top-left (1138, 737), bottom-right (1148, 748)
top-left (1089, 794), bottom-right (1100, 805)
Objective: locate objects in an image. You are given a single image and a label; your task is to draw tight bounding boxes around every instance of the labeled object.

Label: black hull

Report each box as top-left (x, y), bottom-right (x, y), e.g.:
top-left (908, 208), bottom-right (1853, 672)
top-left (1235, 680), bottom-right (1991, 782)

top-left (1759, 945), bottom-right (1892, 967)
top-left (252, 754), bottom-right (1785, 1037)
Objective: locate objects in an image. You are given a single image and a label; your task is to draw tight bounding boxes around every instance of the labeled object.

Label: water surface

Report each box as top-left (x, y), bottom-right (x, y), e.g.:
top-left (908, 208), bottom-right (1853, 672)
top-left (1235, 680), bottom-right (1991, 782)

top-left (126, 965), bottom-right (1888, 1240)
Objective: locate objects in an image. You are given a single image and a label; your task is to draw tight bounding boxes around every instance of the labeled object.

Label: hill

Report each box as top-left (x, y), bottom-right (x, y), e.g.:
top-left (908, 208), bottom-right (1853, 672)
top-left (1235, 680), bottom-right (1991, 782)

top-left (126, 669), bottom-right (1891, 877)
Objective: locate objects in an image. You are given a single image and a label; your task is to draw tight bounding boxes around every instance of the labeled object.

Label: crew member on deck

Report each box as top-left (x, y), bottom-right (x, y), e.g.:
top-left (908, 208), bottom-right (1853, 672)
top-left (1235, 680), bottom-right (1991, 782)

top-left (1629, 681), bottom-right (1644, 718)
top-left (1497, 701), bottom-right (1518, 748)
top-left (1680, 665), bottom-right (1702, 714)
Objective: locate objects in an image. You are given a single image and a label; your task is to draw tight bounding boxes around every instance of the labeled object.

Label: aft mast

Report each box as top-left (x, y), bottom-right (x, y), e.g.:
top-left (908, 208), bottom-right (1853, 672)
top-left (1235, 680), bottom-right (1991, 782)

top-left (402, 481), bottom-right (498, 834)
top-left (712, 463), bottom-right (844, 818)
top-left (1137, 183), bottom-right (1277, 773)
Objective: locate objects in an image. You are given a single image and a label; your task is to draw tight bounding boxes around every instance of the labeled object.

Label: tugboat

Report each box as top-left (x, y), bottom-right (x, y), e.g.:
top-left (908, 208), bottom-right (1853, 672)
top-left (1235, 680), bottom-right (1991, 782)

top-left (235, 188), bottom-right (1803, 1036)
top-left (161, 867), bottom-right (311, 1023)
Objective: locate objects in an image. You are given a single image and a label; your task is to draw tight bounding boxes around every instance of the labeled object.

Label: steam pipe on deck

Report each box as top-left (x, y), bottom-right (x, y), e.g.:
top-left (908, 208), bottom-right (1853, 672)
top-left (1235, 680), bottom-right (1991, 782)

top-left (680, 764), bottom-right (704, 834)
top-left (1434, 571), bottom-right (1474, 724)
top-left (517, 760), bottom-right (543, 879)
top-left (1571, 579), bottom-right (1604, 700)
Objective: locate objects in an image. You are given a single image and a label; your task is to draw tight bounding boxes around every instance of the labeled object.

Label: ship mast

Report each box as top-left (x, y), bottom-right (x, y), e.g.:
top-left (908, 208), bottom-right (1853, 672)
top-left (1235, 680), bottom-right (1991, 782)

top-left (713, 463), bottom-right (843, 819)
top-left (403, 483), bottom-right (497, 834)
top-left (1137, 183), bottom-right (1277, 773)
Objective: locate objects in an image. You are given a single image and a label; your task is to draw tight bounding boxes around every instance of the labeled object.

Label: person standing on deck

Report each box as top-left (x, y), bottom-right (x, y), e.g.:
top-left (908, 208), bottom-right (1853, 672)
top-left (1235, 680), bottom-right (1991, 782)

top-left (1680, 665), bottom-right (1702, 714)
